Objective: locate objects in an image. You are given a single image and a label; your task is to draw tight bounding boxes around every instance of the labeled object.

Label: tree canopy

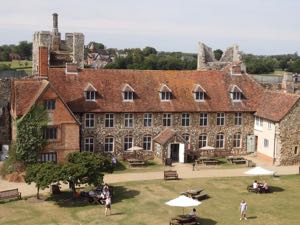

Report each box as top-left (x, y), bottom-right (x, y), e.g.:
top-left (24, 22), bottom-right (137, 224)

top-left (25, 162), bottom-right (60, 199)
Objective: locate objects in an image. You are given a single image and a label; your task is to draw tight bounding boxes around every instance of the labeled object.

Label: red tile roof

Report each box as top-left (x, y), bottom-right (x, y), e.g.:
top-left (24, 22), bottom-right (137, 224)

top-left (255, 91), bottom-right (300, 122)
top-left (153, 128), bottom-right (177, 145)
top-left (12, 79), bottom-right (48, 118)
top-left (47, 68), bottom-right (264, 113)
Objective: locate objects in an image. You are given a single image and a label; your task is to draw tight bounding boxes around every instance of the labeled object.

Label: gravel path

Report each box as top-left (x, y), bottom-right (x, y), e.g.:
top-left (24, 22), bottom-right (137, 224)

top-left (1, 156), bottom-right (299, 197)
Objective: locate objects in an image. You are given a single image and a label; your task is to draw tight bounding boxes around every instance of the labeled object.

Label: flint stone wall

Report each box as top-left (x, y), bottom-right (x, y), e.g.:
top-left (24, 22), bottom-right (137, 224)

top-left (278, 100), bottom-right (300, 165)
top-left (79, 112), bottom-right (254, 160)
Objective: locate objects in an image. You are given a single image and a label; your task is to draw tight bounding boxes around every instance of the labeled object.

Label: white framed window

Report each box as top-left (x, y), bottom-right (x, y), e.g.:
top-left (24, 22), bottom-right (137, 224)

top-left (39, 152), bottom-right (57, 163)
top-left (85, 91), bottom-right (96, 101)
top-left (264, 139), bottom-right (269, 148)
top-left (124, 113), bottom-right (134, 128)
top-left (85, 113), bottom-right (95, 128)
top-left (255, 116), bottom-right (263, 127)
top-left (199, 134), bottom-right (207, 148)
top-left (163, 113), bottom-right (172, 127)
top-left (181, 113), bottom-right (190, 127)
top-left (217, 113), bottom-right (225, 126)
top-left (44, 99), bottom-right (56, 110)
top-left (267, 121), bottom-right (272, 129)
top-left (199, 113), bottom-right (208, 126)
top-left (160, 91), bottom-right (172, 101)
top-left (105, 113), bottom-right (114, 128)
top-left (232, 91), bottom-right (242, 101)
top-left (216, 133), bottom-right (224, 148)
top-left (230, 85), bottom-right (243, 101)
top-left (234, 112), bottom-right (242, 126)
top-left (182, 133), bottom-right (190, 143)
top-left (104, 136), bottom-right (114, 152)
top-left (124, 135), bottom-right (133, 151)
top-left (143, 135), bottom-right (152, 150)
top-left (123, 91), bottom-right (134, 101)
top-left (144, 113), bottom-right (152, 127)
top-left (195, 91), bottom-right (205, 101)
top-left (233, 133), bottom-right (241, 148)
top-left (84, 137), bottom-right (94, 152)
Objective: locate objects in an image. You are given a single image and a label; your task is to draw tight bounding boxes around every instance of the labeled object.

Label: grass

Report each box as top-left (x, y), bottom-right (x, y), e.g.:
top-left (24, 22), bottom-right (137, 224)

top-left (1, 175), bottom-right (300, 225)
top-left (113, 160), bottom-right (164, 174)
top-left (0, 60), bottom-right (32, 69)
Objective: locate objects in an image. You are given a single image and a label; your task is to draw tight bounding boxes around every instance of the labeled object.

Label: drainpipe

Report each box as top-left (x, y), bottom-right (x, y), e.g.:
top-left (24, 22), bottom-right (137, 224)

top-left (272, 123), bottom-right (278, 165)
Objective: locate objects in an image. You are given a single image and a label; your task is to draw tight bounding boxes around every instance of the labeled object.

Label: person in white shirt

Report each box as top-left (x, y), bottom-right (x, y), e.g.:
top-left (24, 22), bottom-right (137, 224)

top-left (253, 180), bottom-right (258, 189)
top-left (188, 208), bottom-right (197, 218)
top-left (240, 200), bottom-right (248, 220)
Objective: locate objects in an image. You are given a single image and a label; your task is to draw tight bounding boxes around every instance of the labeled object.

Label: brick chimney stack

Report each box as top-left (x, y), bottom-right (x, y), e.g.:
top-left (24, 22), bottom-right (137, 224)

top-left (38, 46), bottom-right (48, 77)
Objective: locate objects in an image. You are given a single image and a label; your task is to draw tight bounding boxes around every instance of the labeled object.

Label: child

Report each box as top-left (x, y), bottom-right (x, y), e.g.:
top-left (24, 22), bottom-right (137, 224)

top-left (105, 196), bottom-right (111, 216)
top-left (240, 200), bottom-right (248, 220)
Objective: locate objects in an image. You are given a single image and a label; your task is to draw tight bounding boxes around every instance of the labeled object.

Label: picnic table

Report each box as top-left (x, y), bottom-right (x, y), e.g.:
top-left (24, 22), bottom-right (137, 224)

top-left (203, 158), bottom-right (220, 166)
top-left (170, 215), bottom-right (197, 225)
top-left (181, 188), bottom-right (203, 197)
top-left (127, 158), bottom-right (146, 167)
top-left (227, 156), bottom-right (247, 164)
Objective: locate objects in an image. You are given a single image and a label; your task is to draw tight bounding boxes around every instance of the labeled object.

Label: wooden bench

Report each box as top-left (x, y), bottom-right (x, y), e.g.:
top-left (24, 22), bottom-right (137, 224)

top-left (164, 170), bottom-right (179, 180)
top-left (127, 159), bottom-right (146, 167)
top-left (0, 188), bottom-right (21, 201)
top-left (232, 159), bottom-right (247, 164)
top-left (129, 161), bottom-right (145, 167)
top-left (203, 160), bottom-right (219, 165)
top-left (192, 192), bottom-right (209, 201)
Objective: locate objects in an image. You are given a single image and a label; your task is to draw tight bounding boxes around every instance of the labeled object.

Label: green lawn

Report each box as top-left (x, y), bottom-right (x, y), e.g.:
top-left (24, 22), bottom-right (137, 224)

top-left (1, 175), bottom-right (300, 225)
top-left (0, 60), bottom-right (32, 69)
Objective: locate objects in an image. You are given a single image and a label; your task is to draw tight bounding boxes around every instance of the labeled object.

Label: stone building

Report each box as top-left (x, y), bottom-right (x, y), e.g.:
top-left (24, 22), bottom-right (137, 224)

top-left (0, 79), bottom-right (11, 160)
top-left (10, 79), bottom-right (80, 163)
top-left (32, 13), bottom-right (84, 75)
top-left (43, 66), bottom-right (265, 163)
top-left (254, 91), bottom-right (300, 165)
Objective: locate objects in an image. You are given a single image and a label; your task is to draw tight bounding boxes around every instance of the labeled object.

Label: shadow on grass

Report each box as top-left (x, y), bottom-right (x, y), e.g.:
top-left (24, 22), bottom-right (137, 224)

top-left (113, 161), bottom-right (127, 172)
top-left (198, 217), bottom-right (217, 225)
top-left (269, 186), bottom-right (284, 193)
top-left (247, 216), bottom-right (257, 220)
top-left (45, 185), bottom-right (140, 207)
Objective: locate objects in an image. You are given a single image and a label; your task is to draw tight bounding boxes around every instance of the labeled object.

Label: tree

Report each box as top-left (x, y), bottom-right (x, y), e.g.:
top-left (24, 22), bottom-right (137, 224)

top-left (25, 162), bottom-right (60, 199)
top-left (213, 49), bottom-right (223, 60)
top-left (287, 59), bottom-right (300, 73)
top-left (60, 152), bottom-right (113, 194)
top-left (143, 47), bottom-right (157, 56)
top-left (16, 105), bottom-right (48, 164)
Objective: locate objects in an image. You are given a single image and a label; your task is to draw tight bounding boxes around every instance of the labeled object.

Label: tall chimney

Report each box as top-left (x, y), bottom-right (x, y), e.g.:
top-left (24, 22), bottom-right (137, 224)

top-left (38, 46), bottom-right (48, 77)
top-left (52, 13), bottom-right (58, 33)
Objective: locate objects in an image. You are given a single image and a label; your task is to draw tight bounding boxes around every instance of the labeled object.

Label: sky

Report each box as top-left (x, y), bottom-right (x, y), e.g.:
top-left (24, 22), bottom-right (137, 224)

top-left (0, 0), bottom-right (299, 55)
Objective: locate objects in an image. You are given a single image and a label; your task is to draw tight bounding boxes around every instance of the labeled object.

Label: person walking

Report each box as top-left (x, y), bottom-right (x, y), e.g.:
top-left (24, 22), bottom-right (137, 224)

top-left (240, 200), bottom-right (248, 220)
top-left (105, 196), bottom-right (111, 216)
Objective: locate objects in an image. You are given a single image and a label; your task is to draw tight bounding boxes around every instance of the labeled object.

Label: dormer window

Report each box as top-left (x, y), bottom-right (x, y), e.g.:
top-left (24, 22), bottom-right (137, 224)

top-left (84, 83), bottom-right (97, 101)
top-left (230, 85), bottom-right (243, 101)
top-left (122, 83), bottom-right (135, 101)
top-left (86, 91), bottom-right (96, 101)
top-left (160, 84), bottom-right (172, 101)
top-left (193, 84), bottom-right (206, 101)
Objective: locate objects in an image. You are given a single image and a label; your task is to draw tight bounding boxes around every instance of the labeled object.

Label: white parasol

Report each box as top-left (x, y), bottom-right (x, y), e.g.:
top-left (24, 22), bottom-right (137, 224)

top-left (200, 146), bottom-right (215, 150)
top-left (126, 146), bottom-right (144, 151)
top-left (244, 166), bottom-right (275, 176)
top-left (165, 195), bottom-right (201, 214)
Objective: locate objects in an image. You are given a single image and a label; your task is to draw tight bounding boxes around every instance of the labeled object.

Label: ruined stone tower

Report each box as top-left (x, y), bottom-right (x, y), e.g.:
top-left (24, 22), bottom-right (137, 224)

top-left (197, 42), bottom-right (242, 71)
top-left (32, 13), bottom-right (84, 75)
